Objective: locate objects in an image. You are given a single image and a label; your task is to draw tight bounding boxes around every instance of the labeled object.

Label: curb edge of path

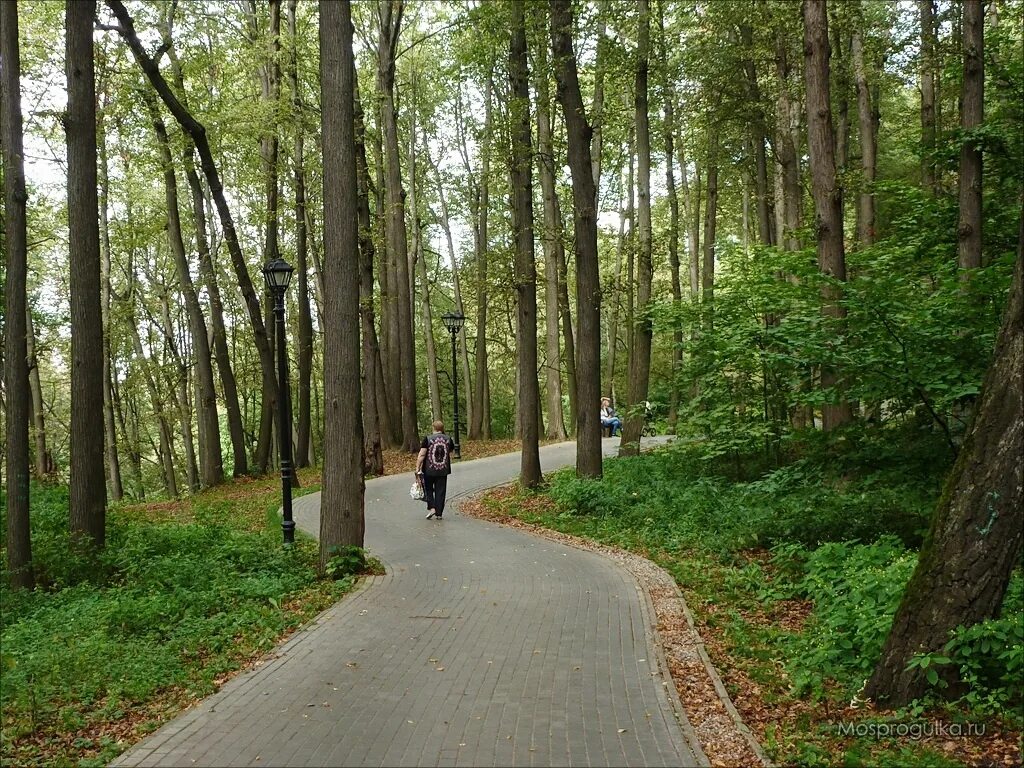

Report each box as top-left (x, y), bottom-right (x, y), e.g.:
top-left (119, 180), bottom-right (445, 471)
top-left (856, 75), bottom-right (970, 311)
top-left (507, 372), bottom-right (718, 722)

top-left (453, 487), bottom-right (772, 768)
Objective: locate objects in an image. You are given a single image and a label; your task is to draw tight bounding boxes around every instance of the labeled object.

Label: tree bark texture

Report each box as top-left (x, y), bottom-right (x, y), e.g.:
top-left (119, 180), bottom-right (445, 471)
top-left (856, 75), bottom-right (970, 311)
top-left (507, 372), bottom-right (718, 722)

top-left (96, 100), bottom-right (124, 501)
top-left (775, 19), bottom-right (803, 253)
top-left (621, 0), bottom-right (654, 456)
top-left (534, 33), bottom-right (568, 441)
top-left (852, 23), bottom-right (876, 247)
top-left (67, 0), bottom-right (107, 548)
top-left (377, 0), bottom-right (419, 452)
top-left (26, 310), bottom-right (51, 481)
top-left (919, 0), bottom-right (938, 193)
top-left (803, 0), bottom-right (854, 430)
top-left (470, 73), bottom-right (494, 441)
top-left (957, 0), bottom-right (984, 274)
top-left (866, 248), bottom-right (1023, 707)
top-left (2, 0), bottom-right (35, 588)
top-left (319, 0), bottom-right (366, 567)
top-left (288, 0), bottom-right (314, 469)
top-left (353, 62), bottom-right (386, 477)
top-left (658, 2), bottom-right (682, 434)
top-left (510, 0), bottom-right (541, 488)
top-left (550, 0), bottom-right (602, 479)
top-left (740, 22), bottom-right (774, 246)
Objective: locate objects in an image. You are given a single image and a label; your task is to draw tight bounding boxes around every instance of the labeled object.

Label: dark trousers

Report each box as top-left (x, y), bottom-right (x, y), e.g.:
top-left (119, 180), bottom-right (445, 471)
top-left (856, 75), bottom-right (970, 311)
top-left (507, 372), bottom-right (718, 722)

top-left (423, 474), bottom-right (449, 515)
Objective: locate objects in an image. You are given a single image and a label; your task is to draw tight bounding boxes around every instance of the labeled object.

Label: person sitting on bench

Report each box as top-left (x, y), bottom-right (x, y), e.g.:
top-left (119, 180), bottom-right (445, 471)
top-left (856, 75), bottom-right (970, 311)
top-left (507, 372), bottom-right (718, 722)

top-left (600, 397), bottom-right (622, 437)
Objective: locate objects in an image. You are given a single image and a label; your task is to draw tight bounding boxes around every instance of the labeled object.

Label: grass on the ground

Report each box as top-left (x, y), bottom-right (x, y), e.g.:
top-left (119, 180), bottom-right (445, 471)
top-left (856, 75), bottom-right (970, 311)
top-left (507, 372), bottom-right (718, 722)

top-left (475, 434), bottom-right (1022, 768)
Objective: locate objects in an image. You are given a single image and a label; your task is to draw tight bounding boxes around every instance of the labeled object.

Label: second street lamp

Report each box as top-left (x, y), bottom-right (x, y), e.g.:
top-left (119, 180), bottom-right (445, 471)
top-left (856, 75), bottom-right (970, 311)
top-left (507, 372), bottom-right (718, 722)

top-left (262, 257), bottom-right (295, 545)
top-left (440, 311), bottom-right (465, 460)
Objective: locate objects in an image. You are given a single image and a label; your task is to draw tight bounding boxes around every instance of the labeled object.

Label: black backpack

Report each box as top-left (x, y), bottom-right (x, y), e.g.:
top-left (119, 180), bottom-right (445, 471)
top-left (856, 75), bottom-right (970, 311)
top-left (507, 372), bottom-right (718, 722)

top-left (424, 434), bottom-right (450, 474)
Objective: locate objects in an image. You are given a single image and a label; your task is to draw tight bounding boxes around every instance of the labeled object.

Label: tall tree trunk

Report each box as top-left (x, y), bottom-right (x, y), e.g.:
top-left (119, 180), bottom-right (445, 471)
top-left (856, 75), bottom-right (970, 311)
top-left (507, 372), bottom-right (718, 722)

top-left (2, 0), bottom-right (34, 588)
top-left (429, 151), bottom-right (476, 437)
top-left (591, 14), bottom-right (606, 212)
top-left (26, 310), bottom-right (50, 481)
top-left (605, 175), bottom-right (626, 398)
top-left (510, 0), bottom-right (541, 487)
top-left (702, 138), bottom-right (719, 328)
top-left (162, 19), bottom-right (248, 475)
top-left (408, 109), bottom-right (442, 422)
top-left (550, 0), bottom-right (602, 478)
top-left (109, 0), bottom-right (278, 474)
top-left (353, 62), bottom-right (385, 477)
top-left (67, 0), bottom-right (106, 548)
top-left (144, 91), bottom-right (223, 487)
top-left (288, 0), bottom-right (313, 468)
top-left (957, 0), bottom-right (984, 275)
top-left (117, 379), bottom-right (145, 499)
top-left (866, 246), bottom-right (1023, 708)
top-left (621, 0), bottom-right (653, 456)
top-left (128, 300), bottom-right (178, 498)
top-left (688, 160), bottom-right (702, 298)
top-left (157, 290), bottom-right (200, 493)
top-left (319, 0), bottom-right (365, 567)
top-left (534, 36), bottom-right (568, 441)
top-left (470, 73), bottom-right (494, 440)
top-left (555, 188), bottom-right (579, 433)
top-left (97, 89), bottom-right (124, 501)
top-left (919, 0), bottom-right (938, 193)
top-left (852, 20), bottom-right (876, 247)
top-left (803, 0), bottom-right (853, 430)
top-left (374, 92), bottom-right (400, 448)
top-left (246, 0), bottom-right (283, 474)
top-left (659, 3), bottom-right (684, 436)
top-left (740, 22), bottom-right (774, 246)
top-left (376, 0), bottom-right (419, 452)
top-left (775, 22), bottom-right (803, 252)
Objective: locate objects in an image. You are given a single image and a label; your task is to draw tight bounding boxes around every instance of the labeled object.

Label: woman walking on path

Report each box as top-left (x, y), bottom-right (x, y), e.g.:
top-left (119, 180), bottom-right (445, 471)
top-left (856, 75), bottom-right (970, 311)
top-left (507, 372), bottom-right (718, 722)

top-left (416, 420), bottom-right (456, 520)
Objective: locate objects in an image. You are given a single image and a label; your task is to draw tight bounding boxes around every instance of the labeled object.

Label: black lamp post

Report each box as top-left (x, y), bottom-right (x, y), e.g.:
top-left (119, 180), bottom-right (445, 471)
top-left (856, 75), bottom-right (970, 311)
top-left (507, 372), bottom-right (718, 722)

top-left (262, 257), bottom-right (295, 544)
top-left (440, 311), bottom-right (465, 460)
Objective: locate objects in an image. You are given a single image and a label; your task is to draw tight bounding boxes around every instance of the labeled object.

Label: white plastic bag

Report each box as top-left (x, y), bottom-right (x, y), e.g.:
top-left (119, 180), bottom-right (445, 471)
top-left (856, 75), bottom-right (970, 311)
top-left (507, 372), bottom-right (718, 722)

top-left (410, 478), bottom-right (424, 500)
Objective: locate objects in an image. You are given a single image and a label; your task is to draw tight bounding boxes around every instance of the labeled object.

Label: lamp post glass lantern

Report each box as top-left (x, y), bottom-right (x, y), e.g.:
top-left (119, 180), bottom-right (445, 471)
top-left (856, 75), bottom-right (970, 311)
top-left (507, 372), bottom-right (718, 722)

top-left (262, 257), bottom-right (295, 544)
top-left (441, 311), bottom-right (465, 460)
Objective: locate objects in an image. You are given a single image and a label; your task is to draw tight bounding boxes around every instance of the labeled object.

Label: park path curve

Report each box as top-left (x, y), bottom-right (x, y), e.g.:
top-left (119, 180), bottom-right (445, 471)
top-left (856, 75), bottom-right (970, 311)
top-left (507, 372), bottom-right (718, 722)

top-left (112, 438), bottom-right (703, 767)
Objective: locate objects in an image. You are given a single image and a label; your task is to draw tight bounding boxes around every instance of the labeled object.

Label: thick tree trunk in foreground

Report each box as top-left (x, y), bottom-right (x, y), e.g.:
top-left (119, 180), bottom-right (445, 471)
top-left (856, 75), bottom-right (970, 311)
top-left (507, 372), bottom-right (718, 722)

top-left (2, 0), bottom-right (35, 589)
top-left (319, 0), bottom-right (365, 567)
top-left (866, 247), bottom-right (1023, 707)
top-left (551, 0), bottom-right (602, 478)
top-left (67, 0), bottom-right (107, 548)
top-left (803, 0), bottom-right (853, 431)
top-left (510, 0), bottom-right (541, 488)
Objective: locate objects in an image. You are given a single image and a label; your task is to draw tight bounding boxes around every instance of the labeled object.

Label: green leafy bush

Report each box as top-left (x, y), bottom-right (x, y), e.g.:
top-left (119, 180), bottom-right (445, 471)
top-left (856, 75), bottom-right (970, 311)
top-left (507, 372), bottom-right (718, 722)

top-left (774, 537), bottom-right (918, 701)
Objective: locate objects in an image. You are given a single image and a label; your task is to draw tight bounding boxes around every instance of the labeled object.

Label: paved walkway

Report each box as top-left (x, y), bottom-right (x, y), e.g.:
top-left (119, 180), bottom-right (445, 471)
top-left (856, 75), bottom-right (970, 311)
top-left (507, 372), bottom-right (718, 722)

top-left (113, 438), bottom-right (703, 767)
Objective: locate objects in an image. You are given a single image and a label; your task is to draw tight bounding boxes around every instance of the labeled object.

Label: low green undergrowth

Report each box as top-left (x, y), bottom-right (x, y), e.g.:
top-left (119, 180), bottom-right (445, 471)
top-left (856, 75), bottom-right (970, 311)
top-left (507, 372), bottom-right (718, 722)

top-left (487, 431), bottom-right (1022, 766)
top-left (0, 479), bottom-right (353, 767)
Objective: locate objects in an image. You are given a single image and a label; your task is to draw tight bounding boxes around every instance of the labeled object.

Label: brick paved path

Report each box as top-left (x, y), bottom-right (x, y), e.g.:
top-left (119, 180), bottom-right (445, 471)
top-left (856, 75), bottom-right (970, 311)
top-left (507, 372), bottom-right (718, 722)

top-left (112, 438), bottom-right (704, 767)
